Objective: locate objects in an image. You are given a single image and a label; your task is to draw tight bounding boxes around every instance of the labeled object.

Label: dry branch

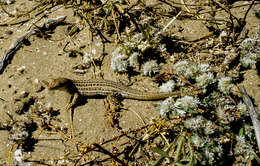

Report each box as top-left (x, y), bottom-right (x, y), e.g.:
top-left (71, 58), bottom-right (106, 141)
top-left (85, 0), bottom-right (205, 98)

top-left (240, 86), bottom-right (260, 152)
top-left (0, 16), bottom-right (66, 74)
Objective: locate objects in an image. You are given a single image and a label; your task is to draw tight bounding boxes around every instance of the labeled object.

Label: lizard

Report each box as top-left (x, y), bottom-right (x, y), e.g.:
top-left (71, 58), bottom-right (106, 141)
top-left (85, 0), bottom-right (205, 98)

top-left (43, 77), bottom-right (188, 100)
top-left (42, 77), bottom-right (202, 134)
top-left (42, 77), bottom-right (205, 113)
top-left (42, 77), bottom-right (203, 108)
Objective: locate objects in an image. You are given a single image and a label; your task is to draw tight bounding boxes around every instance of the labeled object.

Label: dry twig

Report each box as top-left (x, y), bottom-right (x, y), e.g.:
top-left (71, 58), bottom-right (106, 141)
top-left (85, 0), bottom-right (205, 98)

top-left (240, 86), bottom-right (260, 152)
top-left (0, 16), bottom-right (66, 74)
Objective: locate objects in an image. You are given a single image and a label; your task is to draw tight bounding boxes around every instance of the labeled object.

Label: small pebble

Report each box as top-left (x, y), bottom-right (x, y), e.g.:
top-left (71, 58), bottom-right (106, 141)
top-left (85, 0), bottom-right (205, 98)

top-left (6, 0), bottom-right (15, 5)
top-left (5, 30), bottom-right (13, 35)
top-left (17, 66), bottom-right (26, 73)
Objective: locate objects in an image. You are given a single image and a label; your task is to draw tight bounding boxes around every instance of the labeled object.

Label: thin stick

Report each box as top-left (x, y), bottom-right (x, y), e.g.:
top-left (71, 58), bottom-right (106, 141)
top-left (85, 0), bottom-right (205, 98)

top-left (162, 11), bottom-right (182, 32)
top-left (0, 4), bottom-right (15, 17)
top-left (240, 86), bottom-right (260, 151)
top-left (7, 144), bottom-right (15, 166)
top-left (93, 143), bottom-right (127, 166)
top-left (242, 0), bottom-right (255, 23)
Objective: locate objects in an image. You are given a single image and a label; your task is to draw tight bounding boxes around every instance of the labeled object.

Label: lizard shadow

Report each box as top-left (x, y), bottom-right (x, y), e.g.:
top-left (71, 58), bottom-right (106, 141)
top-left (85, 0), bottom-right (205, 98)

top-left (75, 95), bottom-right (107, 107)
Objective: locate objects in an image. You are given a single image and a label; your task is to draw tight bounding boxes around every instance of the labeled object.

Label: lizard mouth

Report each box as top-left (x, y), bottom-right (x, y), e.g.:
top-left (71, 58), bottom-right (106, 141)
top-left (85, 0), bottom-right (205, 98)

top-left (41, 80), bottom-right (50, 89)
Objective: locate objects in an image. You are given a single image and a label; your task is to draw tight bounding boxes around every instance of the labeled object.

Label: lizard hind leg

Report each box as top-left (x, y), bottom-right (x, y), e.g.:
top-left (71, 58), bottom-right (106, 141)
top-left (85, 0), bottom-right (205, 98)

top-left (105, 92), bottom-right (123, 129)
top-left (65, 93), bottom-right (79, 139)
top-left (105, 92), bottom-right (123, 112)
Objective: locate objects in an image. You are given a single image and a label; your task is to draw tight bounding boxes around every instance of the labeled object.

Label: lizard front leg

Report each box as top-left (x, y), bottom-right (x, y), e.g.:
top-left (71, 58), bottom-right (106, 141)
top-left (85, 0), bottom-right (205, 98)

top-left (65, 92), bottom-right (79, 139)
top-left (65, 92), bottom-right (79, 112)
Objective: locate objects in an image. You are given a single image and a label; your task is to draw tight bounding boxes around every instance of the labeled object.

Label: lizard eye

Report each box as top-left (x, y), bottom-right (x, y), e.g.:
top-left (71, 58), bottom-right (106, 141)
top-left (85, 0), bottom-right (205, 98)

top-left (41, 78), bottom-right (69, 90)
top-left (42, 80), bottom-right (59, 89)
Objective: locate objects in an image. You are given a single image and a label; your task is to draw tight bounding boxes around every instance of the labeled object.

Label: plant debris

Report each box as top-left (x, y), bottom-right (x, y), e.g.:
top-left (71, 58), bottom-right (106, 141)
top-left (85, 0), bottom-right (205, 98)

top-left (0, 0), bottom-right (259, 165)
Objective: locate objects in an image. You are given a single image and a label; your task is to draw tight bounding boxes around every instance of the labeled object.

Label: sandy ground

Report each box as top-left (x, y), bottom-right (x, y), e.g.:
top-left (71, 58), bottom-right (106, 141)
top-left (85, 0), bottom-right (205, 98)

top-left (0, 0), bottom-right (259, 165)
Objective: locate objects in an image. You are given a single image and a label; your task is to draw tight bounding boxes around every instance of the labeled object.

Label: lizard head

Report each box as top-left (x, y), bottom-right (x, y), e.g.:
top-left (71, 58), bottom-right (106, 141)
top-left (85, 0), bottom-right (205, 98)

top-left (42, 77), bottom-right (73, 90)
